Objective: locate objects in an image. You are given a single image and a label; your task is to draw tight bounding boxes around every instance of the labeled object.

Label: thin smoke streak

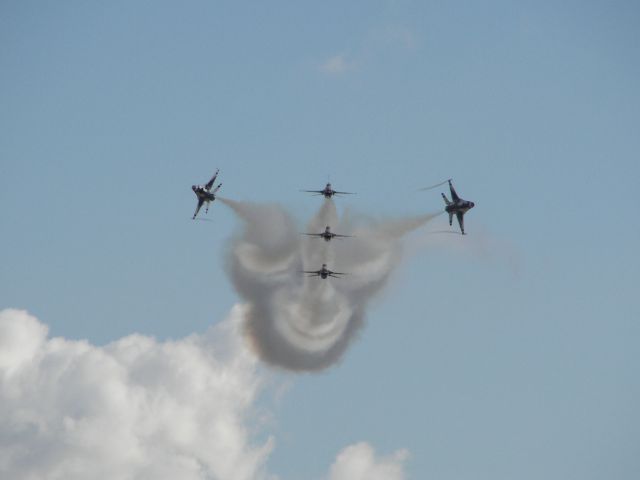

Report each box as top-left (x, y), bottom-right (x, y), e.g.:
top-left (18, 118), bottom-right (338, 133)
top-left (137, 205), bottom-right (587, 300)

top-left (424, 229), bottom-right (461, 235)
top-left (418, 179), bottom-right (451, 192)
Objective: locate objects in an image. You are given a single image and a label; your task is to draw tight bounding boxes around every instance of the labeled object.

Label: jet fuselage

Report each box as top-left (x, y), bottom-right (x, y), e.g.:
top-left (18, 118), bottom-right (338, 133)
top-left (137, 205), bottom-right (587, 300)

top-left (321, 183), bottom-right (336, 198)
top-left (445, 200), bottom-right (475, 214)
top-left (192, 186), bottom-right (216, 202)
top-left (318, 264), bottom-right (331, 278)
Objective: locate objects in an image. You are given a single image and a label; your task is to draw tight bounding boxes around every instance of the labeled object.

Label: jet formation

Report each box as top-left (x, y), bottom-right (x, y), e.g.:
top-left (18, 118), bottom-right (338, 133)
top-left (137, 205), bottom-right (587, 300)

top-left (299, 182), bottom-right (356, 278)
top-left (191, 173), bottom-right (476, 275)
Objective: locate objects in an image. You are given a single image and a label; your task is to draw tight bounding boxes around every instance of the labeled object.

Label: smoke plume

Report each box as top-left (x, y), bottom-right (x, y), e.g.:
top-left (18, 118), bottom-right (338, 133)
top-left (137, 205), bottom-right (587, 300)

top-left (220, 198), bottom-right (439, 371)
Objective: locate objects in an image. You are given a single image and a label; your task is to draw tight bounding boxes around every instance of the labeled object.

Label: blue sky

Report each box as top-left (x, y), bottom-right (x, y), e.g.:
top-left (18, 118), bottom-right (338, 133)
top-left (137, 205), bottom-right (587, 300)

top-left (2, 1), bottom-right (639, 478)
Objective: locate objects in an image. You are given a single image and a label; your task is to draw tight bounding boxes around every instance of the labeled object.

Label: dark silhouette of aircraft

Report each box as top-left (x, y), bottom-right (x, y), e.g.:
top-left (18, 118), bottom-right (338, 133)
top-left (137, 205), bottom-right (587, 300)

top-left (303, 264), bottom-right (347, 279)
top-left (302, 226), bottom-right (352, 242)
top-left (301, 183), bottom-right (355, 198)
top-left (192, 169), bottom-right (222, 219)
top-left (441, 180), bottom-right (475, 235)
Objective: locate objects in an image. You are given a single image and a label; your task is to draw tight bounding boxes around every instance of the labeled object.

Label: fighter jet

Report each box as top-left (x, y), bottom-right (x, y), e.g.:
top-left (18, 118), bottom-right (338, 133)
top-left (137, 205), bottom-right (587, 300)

top-left (302, 225), bottom-right (353, 242)
top-left (301, 183), bottom-right (355, 198)
top-left (192, 169), bottom-right (222, 219)
top-left (303, 264), bottom-right (347, 279)
top-left (441, 179), bottom-right (475, 235)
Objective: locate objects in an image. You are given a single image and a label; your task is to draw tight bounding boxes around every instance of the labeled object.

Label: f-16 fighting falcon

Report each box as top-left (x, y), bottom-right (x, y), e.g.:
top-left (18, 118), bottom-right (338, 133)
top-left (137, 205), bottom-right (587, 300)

top-left (442, 179), bottom-right (475, 235)
top-left (192, 169), bottom-right (222, 219)
top-left (303, 263), bottom-right (347, 279)
top-left (302, 183), bottom-right (355, 198)
top-left (302, 225), bottom-right (353, 242)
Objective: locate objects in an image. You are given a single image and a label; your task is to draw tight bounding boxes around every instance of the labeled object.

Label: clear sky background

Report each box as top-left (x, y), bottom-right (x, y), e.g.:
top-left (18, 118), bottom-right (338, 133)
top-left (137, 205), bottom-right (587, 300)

top-left (2, 1), bottom-right (639, 479)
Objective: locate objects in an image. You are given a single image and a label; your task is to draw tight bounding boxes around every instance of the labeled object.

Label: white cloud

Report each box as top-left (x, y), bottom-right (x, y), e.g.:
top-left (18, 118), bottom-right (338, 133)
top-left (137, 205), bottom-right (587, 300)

top-left (328, 442), bottom-right (409, 480)
top-left (0, 308), bottom-right (410, 479)
top-left (383, 25), bottom-right (417, 50)
top-left (316, 25), bottom-right (418, 76)
top-left (319, 54), bottom-right (355, 75)
top-left (0, 307), bottom-right (273, 480)
top-left (0, 308), bottom-right (48, 375)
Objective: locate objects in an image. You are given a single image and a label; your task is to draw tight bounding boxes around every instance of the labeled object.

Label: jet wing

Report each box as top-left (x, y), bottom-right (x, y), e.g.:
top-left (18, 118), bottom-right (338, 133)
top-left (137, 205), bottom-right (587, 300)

top-left (449, 182), bottom-right (460, 202)
top-left (456, 211), bottom-right (465, 235)
top-left (193, 198), bottom-right (205, 219)
top-left (301, 233), bottom-right (323, 237)
top-left (333, 234), bottom-right (353, 238)
top-left (333, 191), bottom-right (355, 195)
top-left (205, 169), bottom-right (220, 191)
top-left (301, 190), bottom-right (325, 194)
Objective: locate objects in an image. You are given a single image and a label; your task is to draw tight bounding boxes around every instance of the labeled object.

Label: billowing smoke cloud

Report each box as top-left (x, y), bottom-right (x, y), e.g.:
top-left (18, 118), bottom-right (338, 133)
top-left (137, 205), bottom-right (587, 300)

top-left (220, 198), bottom-right (439, 371)
top-left (0, 308), bottom-right (408, 480)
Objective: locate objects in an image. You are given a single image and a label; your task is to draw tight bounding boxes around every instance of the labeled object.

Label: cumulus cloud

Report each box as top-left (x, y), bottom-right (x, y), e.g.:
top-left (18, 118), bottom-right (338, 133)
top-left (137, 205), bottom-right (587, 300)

top-left (383, 25), bottom-right (417, 50)
top-left (328, 442), bottom-right (409, 480)
top-left (0, 307), bottom-right (273, 480)
top-left (319, 54), bottom-right (355, 75)
top-left (0, 308), bottom-right (410, 480)
top-left (317, 25), bottom-right (418, 76)
top-left (221, 198), bottom-right (439, 371)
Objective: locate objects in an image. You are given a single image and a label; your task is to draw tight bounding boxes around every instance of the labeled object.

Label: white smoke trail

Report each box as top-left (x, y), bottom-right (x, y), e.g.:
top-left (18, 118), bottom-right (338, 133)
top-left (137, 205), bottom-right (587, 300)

top-left (417, 179), bottom-right (451, 191)
top-left (219, 198), bottom-right (440, 371)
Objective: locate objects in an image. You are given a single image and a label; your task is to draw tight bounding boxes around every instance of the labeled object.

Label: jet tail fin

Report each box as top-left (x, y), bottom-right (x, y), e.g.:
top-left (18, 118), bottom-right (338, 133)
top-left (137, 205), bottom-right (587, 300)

top-left (441, 193), bottom-right (451, 205)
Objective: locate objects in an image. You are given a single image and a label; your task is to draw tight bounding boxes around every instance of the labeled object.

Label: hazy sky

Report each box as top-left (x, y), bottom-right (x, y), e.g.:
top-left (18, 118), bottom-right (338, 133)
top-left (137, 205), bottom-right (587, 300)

top-left (2, 1), bottom-right (639, 479)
